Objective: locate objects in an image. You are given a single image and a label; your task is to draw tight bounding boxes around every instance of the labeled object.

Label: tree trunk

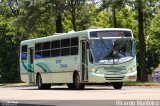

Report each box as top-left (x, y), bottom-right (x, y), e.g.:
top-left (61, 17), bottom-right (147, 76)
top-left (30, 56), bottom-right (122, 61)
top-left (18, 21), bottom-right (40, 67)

top-left (112, 7), bottom-right (117, 28)
top-left (71, 0), bottom-right (77, 31)
top-left (56, 14), bottom-right (62, 33)
top-left (55, 1), bottom-right (63, 33)
top-left (16, 32), bottom-right (21, 82)
top-left (16, 44), bottom-right (20, 82)
top-left (72, 10), bottom-right (77, 31)
top-left (137, 0), bottom-right (148, 82)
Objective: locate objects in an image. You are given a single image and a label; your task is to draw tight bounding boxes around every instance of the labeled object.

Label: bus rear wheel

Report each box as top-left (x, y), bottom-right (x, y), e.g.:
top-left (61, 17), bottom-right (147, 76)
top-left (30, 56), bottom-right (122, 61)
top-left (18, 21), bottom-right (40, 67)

top-left (37, 74), bottom-right (51, 89)
top-left (73, 72), bottom-right (85, 90)
top-left (112, 82), bottom-right (123, 89)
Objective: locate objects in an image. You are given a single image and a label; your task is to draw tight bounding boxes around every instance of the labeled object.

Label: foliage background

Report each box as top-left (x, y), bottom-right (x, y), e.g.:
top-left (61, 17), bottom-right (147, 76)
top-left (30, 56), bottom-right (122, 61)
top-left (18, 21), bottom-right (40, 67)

top-left (0, 0), bottom-right (159, 82)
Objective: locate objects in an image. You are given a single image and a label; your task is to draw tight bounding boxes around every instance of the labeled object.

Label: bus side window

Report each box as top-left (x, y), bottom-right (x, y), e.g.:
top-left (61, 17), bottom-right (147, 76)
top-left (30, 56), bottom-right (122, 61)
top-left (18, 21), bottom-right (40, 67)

top-left (21, 45), bottom-right (27, 60)
top-left (35, 43), bottom-right (42, 59)
top-left (61, 39), bottom-right (70, 56)
top-left (42, 42), bottom-right (50, 50)
top-left (71, 37), bottom-right (78, 55)
top-left (71, 38), bottom-right (78, 46)
top-left (51, 40), bottom-right (61, 57)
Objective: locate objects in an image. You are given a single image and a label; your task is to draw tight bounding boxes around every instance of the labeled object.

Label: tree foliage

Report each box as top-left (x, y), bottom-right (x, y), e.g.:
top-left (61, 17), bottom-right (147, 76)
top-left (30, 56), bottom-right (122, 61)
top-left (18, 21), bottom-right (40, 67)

top-left (0, 0), bottom-right (160, 82)
top-left (0, 1), bottom-right (19, 82)
top-left (100, 0), bottom-right (127, 28)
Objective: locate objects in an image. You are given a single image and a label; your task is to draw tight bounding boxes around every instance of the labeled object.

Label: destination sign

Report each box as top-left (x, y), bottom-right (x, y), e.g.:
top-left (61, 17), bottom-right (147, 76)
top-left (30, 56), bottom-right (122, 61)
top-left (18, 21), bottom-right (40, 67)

top-left (90, 31), bottom-right (132, 38)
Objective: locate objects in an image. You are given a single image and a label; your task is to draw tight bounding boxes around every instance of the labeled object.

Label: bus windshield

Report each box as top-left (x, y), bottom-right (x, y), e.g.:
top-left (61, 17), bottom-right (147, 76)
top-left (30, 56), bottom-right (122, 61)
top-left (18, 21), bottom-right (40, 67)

top-left (89, 38), bottom-right (136, 64)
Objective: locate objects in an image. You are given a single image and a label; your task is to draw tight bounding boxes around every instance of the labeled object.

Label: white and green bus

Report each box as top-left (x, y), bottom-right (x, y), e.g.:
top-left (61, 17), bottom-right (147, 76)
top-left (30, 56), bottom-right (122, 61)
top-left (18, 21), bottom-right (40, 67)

top-left (20, 28), bottom-right (137, 89)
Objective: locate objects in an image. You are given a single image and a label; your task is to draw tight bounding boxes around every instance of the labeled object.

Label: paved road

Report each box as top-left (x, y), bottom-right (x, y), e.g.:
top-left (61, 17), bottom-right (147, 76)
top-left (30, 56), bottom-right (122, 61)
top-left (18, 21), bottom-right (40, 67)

top-left (0, 85), bottom-right (160, 106)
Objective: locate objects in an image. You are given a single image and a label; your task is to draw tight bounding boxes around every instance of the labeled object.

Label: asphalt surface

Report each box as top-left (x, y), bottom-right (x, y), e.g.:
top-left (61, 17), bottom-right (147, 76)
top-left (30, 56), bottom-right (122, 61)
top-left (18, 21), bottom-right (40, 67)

top-left (0, 85), bottom-right (160, 106)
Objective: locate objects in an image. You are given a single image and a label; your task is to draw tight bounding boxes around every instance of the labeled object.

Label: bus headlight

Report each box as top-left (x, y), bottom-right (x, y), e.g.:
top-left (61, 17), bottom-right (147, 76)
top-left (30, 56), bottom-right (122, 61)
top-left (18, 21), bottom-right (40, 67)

top-left (92, 67), bottom-right (102, 74)
top-left (92, 68), bottom-right (96, 72)
top-left (96, 70), bottom-right (101, 74)
top-left (128, 68), bottom-right (135, 73)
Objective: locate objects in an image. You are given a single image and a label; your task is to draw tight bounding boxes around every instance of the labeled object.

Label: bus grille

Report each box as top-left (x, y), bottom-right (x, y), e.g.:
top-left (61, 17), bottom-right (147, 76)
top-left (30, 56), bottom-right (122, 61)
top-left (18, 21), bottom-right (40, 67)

top-left (105, 76), bottom-right (124, 80)
top-left (103, 67), bottom-right (127, 75)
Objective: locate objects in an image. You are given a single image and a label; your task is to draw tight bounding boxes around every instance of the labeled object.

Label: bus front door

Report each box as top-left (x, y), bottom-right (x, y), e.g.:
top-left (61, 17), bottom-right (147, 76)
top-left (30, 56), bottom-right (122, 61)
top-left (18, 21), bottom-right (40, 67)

top-left (81, 41), bottom-right (88, 82)
top-left (28, 48), bottom-right (34, 83)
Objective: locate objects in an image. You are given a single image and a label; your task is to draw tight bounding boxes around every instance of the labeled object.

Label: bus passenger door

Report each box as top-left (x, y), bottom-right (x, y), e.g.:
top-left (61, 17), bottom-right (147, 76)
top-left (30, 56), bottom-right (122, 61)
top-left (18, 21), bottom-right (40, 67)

top-left (81, 41), bottom-right (88, 81)
top-left (28, 48), bottom-right (34, 83)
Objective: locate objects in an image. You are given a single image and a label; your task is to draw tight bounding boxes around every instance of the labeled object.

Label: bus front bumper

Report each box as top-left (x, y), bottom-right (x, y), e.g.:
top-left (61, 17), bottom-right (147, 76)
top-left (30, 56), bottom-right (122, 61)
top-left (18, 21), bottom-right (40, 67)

top-left (89, 72), bottom-right (137, 83)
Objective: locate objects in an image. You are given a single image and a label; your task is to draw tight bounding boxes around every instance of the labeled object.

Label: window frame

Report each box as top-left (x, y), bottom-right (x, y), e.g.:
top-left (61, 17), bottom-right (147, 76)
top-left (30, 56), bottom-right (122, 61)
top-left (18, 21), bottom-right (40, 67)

top-left (34, 37), bottom-right (79, 59)
top-left (21, 45), bottom-right (28, 60)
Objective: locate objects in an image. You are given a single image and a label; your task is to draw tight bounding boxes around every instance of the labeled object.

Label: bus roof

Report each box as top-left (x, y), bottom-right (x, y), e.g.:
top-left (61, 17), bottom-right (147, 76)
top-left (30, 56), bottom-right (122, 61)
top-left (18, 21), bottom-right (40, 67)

top-left (21, 28), bottom-right (132, 45)
top-left (87, 28), bottom-right (131, 32)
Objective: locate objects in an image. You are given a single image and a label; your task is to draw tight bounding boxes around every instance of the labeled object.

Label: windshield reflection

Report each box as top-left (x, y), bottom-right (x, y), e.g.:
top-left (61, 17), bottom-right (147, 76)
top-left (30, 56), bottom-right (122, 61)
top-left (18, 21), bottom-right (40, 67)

top-left (89, 38), bottom-right (135, 64)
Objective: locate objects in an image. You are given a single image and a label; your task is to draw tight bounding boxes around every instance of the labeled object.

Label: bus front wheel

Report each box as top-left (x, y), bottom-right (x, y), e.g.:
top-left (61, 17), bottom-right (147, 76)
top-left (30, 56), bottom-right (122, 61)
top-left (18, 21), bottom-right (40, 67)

top-left (112, 82), bottom-right (123, 89)
top-left (73, 72), bottom-right (85, 90)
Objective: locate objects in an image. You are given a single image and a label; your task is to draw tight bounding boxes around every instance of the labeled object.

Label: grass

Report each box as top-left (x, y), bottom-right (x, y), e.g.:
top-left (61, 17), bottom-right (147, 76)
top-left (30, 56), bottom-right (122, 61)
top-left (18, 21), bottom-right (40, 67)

top-left (124, 81), bottom-right (160, 86)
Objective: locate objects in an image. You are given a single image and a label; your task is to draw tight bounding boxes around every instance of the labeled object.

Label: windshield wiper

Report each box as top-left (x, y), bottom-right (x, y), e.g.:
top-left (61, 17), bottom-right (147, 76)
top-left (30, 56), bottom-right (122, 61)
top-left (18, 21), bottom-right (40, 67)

top-left (99, 37), bottom-right (109, 50)
top-left (99, 37), bottom-right (113, 62)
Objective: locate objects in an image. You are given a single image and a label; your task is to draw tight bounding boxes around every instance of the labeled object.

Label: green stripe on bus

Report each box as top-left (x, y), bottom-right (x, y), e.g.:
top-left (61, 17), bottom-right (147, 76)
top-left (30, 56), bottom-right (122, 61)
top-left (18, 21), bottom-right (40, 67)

top-left (21, 61), bottom-right (34, 73)
top-left (35, 62), bottom-right (52, 73)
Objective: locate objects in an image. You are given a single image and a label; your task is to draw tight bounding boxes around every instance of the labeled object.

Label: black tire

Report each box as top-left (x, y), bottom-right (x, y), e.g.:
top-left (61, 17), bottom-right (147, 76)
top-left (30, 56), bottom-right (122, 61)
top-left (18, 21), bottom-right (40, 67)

top-left (112, 82), bottom-right (123, 89)
top-left (37, 74), bottom-right (51, 89)
top-left (73, 72), bottom-right (85, 90)
top-left (44, 84), bottom-right (51, 89)
top-left (67, 83), bottom-right (74, 89)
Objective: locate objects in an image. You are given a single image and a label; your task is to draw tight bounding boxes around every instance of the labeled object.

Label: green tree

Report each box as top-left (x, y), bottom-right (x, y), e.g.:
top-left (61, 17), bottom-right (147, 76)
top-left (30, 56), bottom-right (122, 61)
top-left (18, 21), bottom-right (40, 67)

top-left (0, 1), bottom-right (20, 82)
top-left (127, 0), bottom-right (159, 82)
top-left (66, 0), bottom-right (86, 31)
top-left (15, 0), bottom-right (56, 38)
top-left (100, 0), bottom-right (127, 28)
top-left (146, 8), bottom-right (160, 72)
